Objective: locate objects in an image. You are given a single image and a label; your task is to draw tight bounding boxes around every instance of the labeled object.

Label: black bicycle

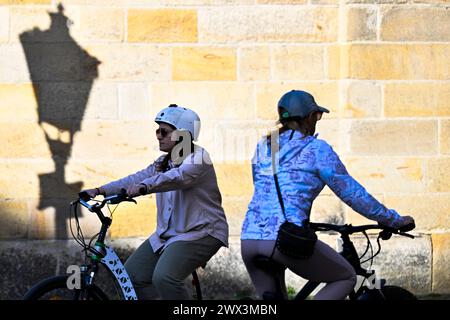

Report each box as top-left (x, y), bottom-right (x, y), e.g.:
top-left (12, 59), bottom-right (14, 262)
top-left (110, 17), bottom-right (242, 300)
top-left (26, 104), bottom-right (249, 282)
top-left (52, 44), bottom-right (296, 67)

top-left (254, 222), bottom-right (417, 300)
top-left (23, 190), bottom-right (204, 300)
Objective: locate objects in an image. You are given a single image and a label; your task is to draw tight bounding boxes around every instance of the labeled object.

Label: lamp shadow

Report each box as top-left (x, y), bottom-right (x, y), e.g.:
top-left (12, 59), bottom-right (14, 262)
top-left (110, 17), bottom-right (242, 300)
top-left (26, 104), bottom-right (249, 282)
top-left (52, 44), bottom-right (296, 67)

top-left (20, 3), bottom-right (101, 239)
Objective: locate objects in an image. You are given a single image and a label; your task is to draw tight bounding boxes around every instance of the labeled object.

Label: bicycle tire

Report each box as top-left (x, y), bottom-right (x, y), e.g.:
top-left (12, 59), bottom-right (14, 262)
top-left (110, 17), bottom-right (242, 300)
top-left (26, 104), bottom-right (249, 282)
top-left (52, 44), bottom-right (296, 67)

top-left (357, 285), bottom-right (417, 300)
top-left (380, 286), bottom-right (417, 300)
top-left (23, 275), bottom-right (109, 300)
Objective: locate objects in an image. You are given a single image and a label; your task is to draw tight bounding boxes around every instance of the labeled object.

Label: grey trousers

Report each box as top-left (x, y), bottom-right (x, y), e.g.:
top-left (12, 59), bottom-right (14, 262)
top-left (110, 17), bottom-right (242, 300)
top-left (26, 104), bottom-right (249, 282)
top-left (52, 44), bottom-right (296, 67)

top-left (124, 236), bottom-right (222, 300)
top-left (241, 239), bottom-right (357, 300)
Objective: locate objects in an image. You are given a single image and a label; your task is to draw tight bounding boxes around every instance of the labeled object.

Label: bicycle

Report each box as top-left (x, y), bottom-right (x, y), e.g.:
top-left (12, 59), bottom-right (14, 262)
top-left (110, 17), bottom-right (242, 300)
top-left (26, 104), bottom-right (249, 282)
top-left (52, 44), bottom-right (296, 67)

top-left (253, 222), bottom-right (417, 300)
top-left (23, 190), bottom-right (204, 300)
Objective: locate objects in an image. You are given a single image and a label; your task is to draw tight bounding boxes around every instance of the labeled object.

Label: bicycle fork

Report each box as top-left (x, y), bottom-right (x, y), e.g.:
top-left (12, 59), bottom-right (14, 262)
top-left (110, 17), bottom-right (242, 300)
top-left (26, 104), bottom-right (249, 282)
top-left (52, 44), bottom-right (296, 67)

top-left (338, 235), bottom-right (387, 300)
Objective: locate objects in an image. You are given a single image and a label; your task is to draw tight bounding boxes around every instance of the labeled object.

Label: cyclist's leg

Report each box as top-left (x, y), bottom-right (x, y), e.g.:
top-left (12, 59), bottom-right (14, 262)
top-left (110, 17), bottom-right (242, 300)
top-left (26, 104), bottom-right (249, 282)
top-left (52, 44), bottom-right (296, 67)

top-left (124, 239), bottom-right (160, 299)
top-left (152, 235), bottom-right (222, 300)
top-left (241, 239), bottom-right (288, 299)
top-left (273, 239), bottom-right (356, 300)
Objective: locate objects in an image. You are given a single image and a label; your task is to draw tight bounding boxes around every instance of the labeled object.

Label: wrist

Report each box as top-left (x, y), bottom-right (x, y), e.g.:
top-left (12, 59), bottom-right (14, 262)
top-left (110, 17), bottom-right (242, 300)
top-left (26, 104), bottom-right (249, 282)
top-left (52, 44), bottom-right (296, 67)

top-left (139, 183), bottom-right (148, 195)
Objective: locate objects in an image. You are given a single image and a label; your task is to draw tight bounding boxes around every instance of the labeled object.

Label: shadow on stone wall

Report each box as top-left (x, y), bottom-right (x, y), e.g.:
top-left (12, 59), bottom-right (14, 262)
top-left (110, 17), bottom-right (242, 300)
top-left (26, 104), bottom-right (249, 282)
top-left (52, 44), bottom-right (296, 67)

top-left (19, 3), bottom-right (101, 239)
top-left (0, 203), bottom-right (28, 240)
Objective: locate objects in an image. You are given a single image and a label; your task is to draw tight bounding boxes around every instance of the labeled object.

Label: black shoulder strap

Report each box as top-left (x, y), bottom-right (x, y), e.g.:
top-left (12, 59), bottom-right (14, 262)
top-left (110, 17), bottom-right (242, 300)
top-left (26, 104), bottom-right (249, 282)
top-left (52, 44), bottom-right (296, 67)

top-left (270, 130), bottom-right (312, 222)
top-left (271, 142), bottom-right (286, 216)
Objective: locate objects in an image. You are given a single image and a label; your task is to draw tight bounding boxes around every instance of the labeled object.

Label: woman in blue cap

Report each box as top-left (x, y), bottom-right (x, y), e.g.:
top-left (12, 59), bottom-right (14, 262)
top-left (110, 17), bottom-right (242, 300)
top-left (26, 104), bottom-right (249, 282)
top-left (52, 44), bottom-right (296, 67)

top-left (81, 104), bottom-right (228, 300)
top-left (241, 90), bottom-right (415, 300)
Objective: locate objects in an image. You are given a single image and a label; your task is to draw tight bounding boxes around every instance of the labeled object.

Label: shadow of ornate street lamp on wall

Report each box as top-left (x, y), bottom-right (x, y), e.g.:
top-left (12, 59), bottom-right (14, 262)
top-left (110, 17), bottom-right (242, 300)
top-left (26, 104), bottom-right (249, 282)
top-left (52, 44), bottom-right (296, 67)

top-left (20, 3), bottom-right (101, 239)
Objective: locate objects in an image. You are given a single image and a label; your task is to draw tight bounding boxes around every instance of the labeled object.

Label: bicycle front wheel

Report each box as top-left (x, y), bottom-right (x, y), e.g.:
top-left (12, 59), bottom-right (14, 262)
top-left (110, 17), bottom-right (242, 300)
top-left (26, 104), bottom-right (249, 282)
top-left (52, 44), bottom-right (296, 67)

top-left (379, 286), bottom-right (417, 300)
top-left (23, 275), bottom-right (109, 300)
top-left (357, 285), bottom-right (417, 300)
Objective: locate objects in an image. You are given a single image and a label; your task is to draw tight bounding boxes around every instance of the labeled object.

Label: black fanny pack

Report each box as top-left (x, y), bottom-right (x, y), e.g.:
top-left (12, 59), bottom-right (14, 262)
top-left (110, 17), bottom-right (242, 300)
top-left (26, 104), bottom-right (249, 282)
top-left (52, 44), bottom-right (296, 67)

top-left (276, 221), bottom-right (317, 259)
top-left (270, 132), bottom-right (317, 259)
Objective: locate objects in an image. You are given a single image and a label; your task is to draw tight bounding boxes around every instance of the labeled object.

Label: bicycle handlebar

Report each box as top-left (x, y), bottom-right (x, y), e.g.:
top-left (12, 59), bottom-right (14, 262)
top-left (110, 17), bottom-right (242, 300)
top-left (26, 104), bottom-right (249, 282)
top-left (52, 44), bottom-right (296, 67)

top-left (309, 222), bottom-right (415, 239)
top-left (75, 188), bottom-right (137, 213)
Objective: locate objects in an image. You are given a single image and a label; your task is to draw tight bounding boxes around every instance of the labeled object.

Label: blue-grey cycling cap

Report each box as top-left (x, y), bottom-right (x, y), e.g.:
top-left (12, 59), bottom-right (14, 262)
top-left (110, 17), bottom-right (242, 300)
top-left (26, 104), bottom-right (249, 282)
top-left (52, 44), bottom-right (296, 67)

top-left (277, 90), bottom-right (330, 123)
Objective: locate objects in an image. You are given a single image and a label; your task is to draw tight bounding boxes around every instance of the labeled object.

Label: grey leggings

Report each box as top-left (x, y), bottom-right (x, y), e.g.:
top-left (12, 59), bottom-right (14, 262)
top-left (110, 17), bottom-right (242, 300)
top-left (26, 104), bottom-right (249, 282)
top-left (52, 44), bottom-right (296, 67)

top-left (241, 239), bottom-right (357, 300)
top-left (124, 236), bottom-right (222, 300)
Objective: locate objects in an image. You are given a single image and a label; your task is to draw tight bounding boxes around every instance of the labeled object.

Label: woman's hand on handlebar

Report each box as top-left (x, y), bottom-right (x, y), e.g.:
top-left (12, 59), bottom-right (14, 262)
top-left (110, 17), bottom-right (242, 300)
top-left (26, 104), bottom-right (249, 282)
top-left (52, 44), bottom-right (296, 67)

top-left (396, 216), bottom-right (415, 232)
top-left (386, 215), bottom-right (416, 232)
top-left (79, 188), bottom-right (100, 201)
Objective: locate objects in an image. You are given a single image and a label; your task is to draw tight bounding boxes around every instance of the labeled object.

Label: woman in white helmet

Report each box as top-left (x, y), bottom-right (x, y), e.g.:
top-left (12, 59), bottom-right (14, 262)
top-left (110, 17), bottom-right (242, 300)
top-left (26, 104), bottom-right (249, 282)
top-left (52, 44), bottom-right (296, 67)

top-left (81, 104), bottom-right (229, 300)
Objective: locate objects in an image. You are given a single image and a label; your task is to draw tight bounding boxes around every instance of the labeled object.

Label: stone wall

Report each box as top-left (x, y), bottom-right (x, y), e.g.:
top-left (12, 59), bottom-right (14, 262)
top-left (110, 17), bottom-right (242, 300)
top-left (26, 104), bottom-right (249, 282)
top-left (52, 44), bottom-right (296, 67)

top-left (0, 0), bottom-right (448, 298)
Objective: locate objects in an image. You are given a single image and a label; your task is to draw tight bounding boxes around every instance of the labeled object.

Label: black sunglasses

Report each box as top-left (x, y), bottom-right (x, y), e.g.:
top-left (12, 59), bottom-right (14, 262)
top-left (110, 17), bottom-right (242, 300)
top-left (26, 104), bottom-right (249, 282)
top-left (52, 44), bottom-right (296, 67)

top-left (156, 128), bottom-right (173, 138)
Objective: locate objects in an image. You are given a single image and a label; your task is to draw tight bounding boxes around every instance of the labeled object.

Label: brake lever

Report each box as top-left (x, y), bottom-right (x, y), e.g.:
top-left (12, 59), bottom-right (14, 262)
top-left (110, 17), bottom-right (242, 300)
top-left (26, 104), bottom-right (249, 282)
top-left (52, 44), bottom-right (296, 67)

top-left (125, 198), bottom-right (137, 204)
top-left (380, 228), bottom-right (414, 240)
top-left (398, 232), bottom-right (415, 239)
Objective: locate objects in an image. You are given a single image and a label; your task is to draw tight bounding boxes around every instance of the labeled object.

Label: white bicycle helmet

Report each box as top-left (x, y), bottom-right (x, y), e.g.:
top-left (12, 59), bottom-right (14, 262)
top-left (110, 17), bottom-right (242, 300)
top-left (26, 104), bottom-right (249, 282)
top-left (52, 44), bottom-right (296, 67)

top-left (154, 104), bottom-right (201, 141)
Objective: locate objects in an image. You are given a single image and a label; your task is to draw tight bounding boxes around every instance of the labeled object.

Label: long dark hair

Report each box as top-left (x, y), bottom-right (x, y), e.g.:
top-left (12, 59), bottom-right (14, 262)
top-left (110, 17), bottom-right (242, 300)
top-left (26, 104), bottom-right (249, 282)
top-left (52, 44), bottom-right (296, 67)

top-left (266, 117), bottom-right (311, 144)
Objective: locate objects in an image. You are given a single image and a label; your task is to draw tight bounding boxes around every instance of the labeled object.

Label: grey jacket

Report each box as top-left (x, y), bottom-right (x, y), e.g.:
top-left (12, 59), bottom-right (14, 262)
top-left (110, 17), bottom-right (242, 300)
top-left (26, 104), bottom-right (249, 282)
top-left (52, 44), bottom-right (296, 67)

top-left (101, 146), bottom-right (229, 252)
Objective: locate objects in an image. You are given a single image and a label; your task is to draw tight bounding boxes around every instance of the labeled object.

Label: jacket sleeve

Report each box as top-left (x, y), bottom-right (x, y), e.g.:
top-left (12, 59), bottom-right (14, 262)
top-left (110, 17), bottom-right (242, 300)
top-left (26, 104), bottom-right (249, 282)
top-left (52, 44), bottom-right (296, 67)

top-left (140, 150), bottom-right (210, 193)
top-left (100, 159), bottom-right (160, 196)
top-left (315, 141), bottom-right (402, 227)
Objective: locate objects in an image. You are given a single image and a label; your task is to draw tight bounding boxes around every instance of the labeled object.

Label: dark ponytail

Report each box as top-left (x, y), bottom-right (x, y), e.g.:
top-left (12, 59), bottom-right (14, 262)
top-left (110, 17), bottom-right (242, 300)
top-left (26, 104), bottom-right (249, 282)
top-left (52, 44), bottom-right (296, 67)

top-left (156, 153), bottom-right (172, 172)
top-left (268, 117), bottom-right (311, 142)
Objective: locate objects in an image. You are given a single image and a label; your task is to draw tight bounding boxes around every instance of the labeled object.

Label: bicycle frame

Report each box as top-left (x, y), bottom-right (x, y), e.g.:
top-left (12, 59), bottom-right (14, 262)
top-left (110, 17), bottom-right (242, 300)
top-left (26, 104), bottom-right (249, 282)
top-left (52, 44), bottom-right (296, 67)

top-left (74, 194), bottom-right (203, 300)
top-left (259, 222), bottom-right (414, 300)
top-left (25, 193), bottom-right (203, 301)
top-left (78, 245), bottom-right (138, 300)
top-left (292, 233), bottom-right (383, 301)
top-left (75, 197), bottom-right (138, 300)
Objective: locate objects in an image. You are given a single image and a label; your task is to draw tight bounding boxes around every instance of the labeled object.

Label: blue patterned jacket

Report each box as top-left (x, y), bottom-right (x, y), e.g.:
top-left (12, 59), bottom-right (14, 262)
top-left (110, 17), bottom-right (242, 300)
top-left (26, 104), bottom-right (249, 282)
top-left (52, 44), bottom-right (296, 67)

top-left (241, 129), bottom-right (402, 240)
